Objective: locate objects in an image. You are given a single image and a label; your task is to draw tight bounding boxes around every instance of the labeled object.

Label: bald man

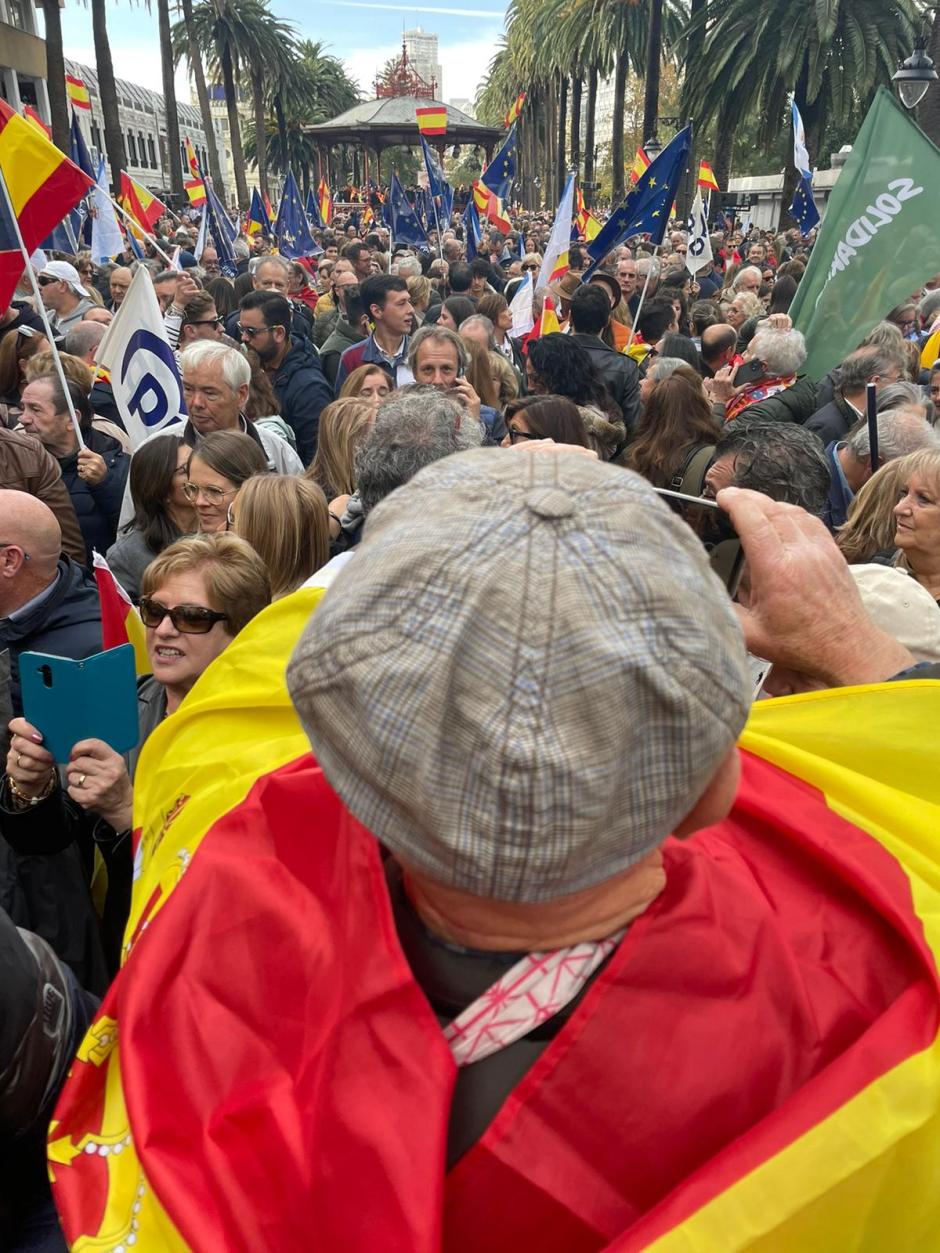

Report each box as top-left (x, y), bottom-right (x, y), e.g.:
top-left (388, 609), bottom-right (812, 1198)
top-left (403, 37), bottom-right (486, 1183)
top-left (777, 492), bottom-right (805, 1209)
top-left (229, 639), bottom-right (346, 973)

top-left (0, 427), bottom-right (85, 564)
top-left (0, 492), bottom-right (101, 728)
top-left (109, 267), bottom-right (133, 312)
top-left (82, 307), bottom-right (113, 327)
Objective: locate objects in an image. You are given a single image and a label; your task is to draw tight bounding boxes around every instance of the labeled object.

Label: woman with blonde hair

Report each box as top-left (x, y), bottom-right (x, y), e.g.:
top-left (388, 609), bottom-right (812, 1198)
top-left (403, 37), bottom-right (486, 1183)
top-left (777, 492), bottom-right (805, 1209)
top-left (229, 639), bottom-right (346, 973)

top-left (306, 397), bottom-right (374, 500)
top-left (340, 363), bottom-right (392, 407)
top-left (407, 275), bottom-right (432, 325)
top-left (464, 338), bottom-right (500, 411)
top-left (835, 459), bottom-right (909, 564)
top-left (230, 474), bottom-right (330, 599)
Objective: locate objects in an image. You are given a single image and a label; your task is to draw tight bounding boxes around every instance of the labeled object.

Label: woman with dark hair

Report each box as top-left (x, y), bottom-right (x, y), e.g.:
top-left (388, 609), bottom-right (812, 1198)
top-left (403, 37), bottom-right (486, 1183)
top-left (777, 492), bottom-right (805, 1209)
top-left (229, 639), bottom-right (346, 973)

top-left (587, 273), bottom-right (632, 350)
top-left (501, 395), bottom-right (592, 448)
top-left (0, 326), bottom-right (48, 426)
top-left (476, 292), bottom-right (525, 371)
top-left (768, 275), bottom-right (798, 316)
top-left (658, 272), bottom-right (691, 336)
top-left (656, 333), bottom-right (701, 372)
top-left (206, 275), bottom-right (238, 318)
top-left (525, 333), bottom-right (620, 421)
top-left (106, 433), bottom-right (197, 600)
top-left (437, 296), bottom-right (476, 331)
top-left (628, 373), bottom-right (720, 489)
top-left (184, 430), bottom-right (268, 533)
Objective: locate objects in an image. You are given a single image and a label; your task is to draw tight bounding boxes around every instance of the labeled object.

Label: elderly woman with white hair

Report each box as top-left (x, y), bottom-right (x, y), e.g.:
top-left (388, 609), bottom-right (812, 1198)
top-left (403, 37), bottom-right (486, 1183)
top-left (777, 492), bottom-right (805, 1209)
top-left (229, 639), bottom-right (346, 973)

top-left (714, 324), bottom-right (820, 425)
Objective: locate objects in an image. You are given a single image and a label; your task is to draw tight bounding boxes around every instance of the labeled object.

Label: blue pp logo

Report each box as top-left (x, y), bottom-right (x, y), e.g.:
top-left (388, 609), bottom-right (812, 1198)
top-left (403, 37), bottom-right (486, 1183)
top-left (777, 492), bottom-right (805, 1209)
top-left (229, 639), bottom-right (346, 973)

top-left (120, 330), bottom-right (187, 429)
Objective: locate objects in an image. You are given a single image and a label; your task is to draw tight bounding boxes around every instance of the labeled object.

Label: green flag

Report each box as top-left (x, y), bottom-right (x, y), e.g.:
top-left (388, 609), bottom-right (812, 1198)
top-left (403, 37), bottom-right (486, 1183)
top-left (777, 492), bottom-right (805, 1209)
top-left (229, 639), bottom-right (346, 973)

top-left (790, 88), bottom-right (940, 381)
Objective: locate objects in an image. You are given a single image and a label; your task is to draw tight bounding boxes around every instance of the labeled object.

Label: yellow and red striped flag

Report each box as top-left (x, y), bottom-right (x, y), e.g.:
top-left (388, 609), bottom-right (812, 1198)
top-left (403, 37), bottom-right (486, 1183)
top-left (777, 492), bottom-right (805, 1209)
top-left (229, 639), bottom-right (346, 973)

top-left (0, 97), bottom-right (94, 308)
top-left (415, 105), bottom-right (447, 136)
top-left (120, 171), bottom-right (167, 233)
top-left (317, 177), bottom-right (333, 227)
top-left (22, 105), bottom-right (50, 138)
top-left (504, 92), bottom-right (526, 127)
top-left (92, 552), bottom-right (150, 676)
top-left (182, 136), bottom-right (206, 208)
top-left (629, 146), bottom-right (650, 186)
top-left (65, 73), bottom-right (92, 112)
top-left (698, 160), bottom-right (720, 192)
top-left (472, 180), bottom-right (511, 234)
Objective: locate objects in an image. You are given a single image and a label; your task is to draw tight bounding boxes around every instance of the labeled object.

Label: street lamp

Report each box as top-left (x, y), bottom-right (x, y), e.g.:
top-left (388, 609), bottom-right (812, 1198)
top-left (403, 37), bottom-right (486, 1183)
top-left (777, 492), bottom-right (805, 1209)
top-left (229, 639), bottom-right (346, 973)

top-left (643, 136), bottom-right (663, 159)
top-left (893, 24), bottom-right (938, 109)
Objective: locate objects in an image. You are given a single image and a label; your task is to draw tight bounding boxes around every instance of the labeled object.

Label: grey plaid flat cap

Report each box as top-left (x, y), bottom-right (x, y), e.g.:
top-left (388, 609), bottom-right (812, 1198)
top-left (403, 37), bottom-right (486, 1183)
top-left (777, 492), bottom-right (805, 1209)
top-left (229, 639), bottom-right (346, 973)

top-left (287, 448), bottom-right (750, 903)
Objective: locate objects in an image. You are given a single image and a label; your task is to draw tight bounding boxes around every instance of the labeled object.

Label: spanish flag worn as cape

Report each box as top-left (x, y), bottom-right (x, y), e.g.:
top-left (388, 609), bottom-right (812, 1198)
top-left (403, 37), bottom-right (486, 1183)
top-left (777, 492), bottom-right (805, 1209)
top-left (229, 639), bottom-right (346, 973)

top-left (49, 587), bottom-right (940, 1252)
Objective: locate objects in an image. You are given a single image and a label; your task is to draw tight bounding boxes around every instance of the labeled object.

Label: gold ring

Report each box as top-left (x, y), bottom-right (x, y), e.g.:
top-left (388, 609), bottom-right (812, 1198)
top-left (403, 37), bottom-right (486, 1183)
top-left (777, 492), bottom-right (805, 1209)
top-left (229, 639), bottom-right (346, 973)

top-left (16, 753), bottom-right (23, 767)
top-left (78, 773), bottom-right (87, 787)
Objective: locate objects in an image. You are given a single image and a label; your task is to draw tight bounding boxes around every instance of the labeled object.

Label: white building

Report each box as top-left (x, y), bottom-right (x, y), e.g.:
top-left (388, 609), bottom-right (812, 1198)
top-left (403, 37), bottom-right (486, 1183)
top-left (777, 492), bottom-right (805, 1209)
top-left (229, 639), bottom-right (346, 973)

top-left (448, 96), bottom-right (475, 118)
top-left (64, 58), bottom-right (232, 204)
top-left (404, 26), bottom-right (442, 98)
top-left (0, 0), bottom-right (50, 120)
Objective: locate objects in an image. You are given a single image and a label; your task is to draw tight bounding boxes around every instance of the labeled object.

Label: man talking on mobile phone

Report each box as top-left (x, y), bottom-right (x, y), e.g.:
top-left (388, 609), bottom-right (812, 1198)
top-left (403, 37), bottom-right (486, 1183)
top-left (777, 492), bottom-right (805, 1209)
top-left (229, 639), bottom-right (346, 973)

top-left (407, 325), bottom-right (507, 445)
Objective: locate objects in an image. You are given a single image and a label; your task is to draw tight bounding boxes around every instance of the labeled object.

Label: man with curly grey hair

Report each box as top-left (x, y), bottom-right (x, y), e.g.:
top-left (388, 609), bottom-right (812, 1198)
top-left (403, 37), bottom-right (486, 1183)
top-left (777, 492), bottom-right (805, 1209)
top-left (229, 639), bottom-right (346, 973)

top-left (720, 324), bottom-right (820, 424)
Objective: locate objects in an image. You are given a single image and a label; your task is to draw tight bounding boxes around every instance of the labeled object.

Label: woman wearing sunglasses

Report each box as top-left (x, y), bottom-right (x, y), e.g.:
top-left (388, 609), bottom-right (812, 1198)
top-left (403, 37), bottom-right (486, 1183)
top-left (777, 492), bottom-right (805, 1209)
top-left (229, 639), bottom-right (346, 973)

top-left (1, 534), bottom-right (271, 985)
top-left (183, 429), bottom-right (268, 532)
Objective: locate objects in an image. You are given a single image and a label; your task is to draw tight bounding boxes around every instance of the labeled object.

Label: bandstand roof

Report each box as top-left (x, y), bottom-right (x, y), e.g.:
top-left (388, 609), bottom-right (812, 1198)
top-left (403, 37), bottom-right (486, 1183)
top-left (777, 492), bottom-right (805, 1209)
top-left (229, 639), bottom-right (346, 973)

top-left (304, 97), bottom-right (503, 150)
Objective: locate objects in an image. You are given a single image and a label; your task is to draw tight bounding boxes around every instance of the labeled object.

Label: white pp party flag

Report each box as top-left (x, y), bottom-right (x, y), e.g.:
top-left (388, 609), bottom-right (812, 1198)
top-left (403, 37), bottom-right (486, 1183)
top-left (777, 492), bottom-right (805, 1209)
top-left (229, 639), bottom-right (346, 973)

top-left (96, 267), bottom-right (186, 448)
top-left (685, 190), bottom-right (713, 276)
top-left (509, 273), bottom-right (535, 338)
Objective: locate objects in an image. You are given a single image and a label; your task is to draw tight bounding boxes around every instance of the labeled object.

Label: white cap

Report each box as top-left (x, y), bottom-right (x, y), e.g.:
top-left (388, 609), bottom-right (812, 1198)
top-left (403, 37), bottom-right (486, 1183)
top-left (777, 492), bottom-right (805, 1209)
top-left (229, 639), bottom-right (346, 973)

top-left (849, 564), bottom-right (940, 662)
top-left (40, 260), bottom-right (85, 297)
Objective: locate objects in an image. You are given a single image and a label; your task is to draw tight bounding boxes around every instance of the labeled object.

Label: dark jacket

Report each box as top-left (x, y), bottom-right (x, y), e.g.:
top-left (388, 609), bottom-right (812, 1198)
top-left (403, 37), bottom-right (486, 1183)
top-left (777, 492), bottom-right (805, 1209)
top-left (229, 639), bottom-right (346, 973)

top-left (58, 426), bottom-right (130, 566)
top-left (313, 305), bottom-right (340, 348)
top-left (0, 676), bottom-right (166, 987)
top-left (0, 428), bottom-right (86, 564)
top-left (805, 391), bottom-right (860, 446)
top-left (90, 378), bottom-right (123, 429)
top-left (0, 557), bottom-right (102, 724)
top-left (569, 333), bottom-right (642, 437)
top-left (320, 317), bottom-right (367, 385)
top-left (822, 440), bottom-right (855, 532)
top-left (739, 373), bottom-right (818, 425)
top-left (271, 336), bottom-right (333, 466)
top-left (0, 301), bottom-right (45, 347)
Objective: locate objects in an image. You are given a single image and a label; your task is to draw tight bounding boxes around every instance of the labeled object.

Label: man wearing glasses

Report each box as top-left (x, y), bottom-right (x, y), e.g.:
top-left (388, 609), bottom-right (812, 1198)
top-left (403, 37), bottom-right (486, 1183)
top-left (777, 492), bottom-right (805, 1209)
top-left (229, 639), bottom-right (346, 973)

top-left (36, 261), bottom-right (95, 335)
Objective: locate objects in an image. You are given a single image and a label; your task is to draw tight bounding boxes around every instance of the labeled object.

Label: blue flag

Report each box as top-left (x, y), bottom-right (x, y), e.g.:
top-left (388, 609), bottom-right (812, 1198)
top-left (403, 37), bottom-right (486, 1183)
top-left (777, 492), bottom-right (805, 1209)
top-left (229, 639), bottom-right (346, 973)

top-left (305, 186), bottom-right (324, 231)
top-left (583, 125), bottom-right (692, 278)
top-left (481, 125), bottom-right (516, 202)
top-left (275, 169), bottom-right (321, 260)
top-left (788, 174), bottom-right (820, 233)
top-left (792, 99), bottom-right (812, 180)
top-left (462, 198), bottom-right (481, 260)
top-left (69, 112), bottom-right (95, 179)
top-left (202, 180), bottom-right (238, 277)
top-left (389, 173), bottom-right (429, 249)
top-left (420, 135), bottom-right (450, 235)
top-left (248, 188), bottom-right (270, 237)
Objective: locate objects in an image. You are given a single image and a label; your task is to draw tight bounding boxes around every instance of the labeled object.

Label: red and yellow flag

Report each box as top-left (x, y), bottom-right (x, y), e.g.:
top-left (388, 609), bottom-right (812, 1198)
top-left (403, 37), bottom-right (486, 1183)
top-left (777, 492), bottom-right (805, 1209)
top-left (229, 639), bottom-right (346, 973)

top-left (416, 105), bottom-right (447, 136)
top-left (698, 159), bottom-right (720, 192)
top-left (317, 177), bottom-right (333, 227)
top-left (182, 136), bottom-right (206, 208)
top-left (119, 171), bottom-right (167, 233)
top-left (22, 104), bottom-right (50, 138)
top-left (504, 92), bottom-right (526, 127)
top-left (92, 552), bottom-right (150, 676)
top-left (0, 97), bottom-right (94, 308)
top-left (47, 573), bottom-right (940, 1253)
top-left (575, 187), bottom-right (601, 242)
top-left (629, 146), bottom-right (650, 186)
top-left (472, 180), bottom-right (510, 234)
top-left (66, 73), bottom-right (92, 112)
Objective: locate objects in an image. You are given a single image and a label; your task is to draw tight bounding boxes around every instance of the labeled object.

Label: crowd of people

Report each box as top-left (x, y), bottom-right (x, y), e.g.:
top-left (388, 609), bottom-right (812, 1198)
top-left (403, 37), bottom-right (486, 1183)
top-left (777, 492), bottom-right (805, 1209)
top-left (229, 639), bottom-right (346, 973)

top-left (2, 192), bottom-right (940, 1250)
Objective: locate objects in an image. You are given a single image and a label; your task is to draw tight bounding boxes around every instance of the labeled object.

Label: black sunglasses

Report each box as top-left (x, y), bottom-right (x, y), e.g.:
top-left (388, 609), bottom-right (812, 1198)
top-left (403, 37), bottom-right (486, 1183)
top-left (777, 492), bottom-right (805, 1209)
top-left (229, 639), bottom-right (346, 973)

top-left (37, 275), bottom-right (58, 287)
top-left (139, 597), bottom-right (228, 634)
top-left (236, 323), bottom-right (271, 338)
top-left (186, 316), bottom-right (224, 328)
top-left (508, 427), bottom-right (540, 443)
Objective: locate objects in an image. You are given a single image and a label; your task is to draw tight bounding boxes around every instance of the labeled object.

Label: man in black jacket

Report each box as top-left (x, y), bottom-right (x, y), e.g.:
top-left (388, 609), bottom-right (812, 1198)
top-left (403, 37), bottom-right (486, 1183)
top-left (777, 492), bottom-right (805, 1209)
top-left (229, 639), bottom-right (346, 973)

top-left (805, 346), bottom-right (905, 446)
top-left (19, 377), bottom-right (128, 566)
top-left (568, 285), bottom-right (641, 436)
top-left (237, 292), bottom-right (332, 466)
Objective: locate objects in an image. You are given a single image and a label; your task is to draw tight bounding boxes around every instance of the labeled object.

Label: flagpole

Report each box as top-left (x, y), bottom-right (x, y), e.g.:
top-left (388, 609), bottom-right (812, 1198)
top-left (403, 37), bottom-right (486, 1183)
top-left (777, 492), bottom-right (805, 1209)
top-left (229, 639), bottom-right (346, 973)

top-left (0, 166), bottom-right (85, 450)
top-left (105, 193), bottom-right (175, 267)
top-left (625, 242), bottom-right (660, 351)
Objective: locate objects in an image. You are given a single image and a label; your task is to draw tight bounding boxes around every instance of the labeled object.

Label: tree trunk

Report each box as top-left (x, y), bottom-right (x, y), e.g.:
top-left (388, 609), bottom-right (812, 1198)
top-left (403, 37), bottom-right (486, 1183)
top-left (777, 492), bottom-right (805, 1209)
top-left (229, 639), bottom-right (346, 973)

top-left (220, 44), bottom-right (249, 208)
top-left (570, 76), bottom-right (582, 179)
top-left (920, 10), bottom-right (940, 148)
top-left (180, 0), bottom-right (224, 192)
top-left (40, 0), bottom-right (69, 150)
top-left (583, 66), bottom-right (597, 208)
top-left (158, 0), bottom-right (183, 199)
top-left (642, 0), bottom-right (663, 145)
top-left (713, 114), bottom-right (733, 199)
top-left (611, 49), bottom-right (629, 205)
top-left (557, 74), bottom-right (568, 200)
top-left (251, 70), bottom-right (268, 199)
top-left (680, 0), bottom-right (707, 222)
top-left (91, 0), bottom-right (126, 195)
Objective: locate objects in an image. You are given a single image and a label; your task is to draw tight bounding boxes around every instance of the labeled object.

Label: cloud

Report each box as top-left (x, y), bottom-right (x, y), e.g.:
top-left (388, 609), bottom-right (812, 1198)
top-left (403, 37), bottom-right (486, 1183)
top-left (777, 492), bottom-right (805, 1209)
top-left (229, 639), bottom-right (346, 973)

top-left (330, 2), bottom-right (504, 14)
top-left (65, 42), bottom-right (192, 100)
top-left (344, 32), bottom-right (501, 102)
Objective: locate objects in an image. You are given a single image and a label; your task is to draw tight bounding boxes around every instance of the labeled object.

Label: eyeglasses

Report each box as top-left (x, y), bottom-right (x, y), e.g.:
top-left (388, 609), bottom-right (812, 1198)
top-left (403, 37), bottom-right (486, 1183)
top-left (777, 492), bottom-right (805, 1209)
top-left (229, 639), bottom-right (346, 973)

top-left (522, 264), bottom-right (539, 271)
top-left (236, 323), bottom-right (270, 338)
top-left (139, 597), bottom-right (228, 634)
top-left (182, 481), bottom-right (238, 503)
top-left (508, 427), bottom-right (540, 443)
top-left (37, 275), bottom-right (58, 287)
top-left (186, 316), bottom-right (224, 328)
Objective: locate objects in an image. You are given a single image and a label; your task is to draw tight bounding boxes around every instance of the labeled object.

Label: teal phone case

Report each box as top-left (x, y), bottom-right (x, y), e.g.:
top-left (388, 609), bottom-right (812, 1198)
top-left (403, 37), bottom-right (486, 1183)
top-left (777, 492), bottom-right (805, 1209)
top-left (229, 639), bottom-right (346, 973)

top-left (19, 645), bottom-right (140, 763)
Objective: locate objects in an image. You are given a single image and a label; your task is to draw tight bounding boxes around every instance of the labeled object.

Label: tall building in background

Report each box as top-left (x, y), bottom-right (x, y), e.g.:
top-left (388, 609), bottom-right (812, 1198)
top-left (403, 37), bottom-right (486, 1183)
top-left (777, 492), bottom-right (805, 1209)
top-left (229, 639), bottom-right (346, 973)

top-left (403, 27), bottom-right (442, 99)
top-left (0, 0), bottom-right (50, 119)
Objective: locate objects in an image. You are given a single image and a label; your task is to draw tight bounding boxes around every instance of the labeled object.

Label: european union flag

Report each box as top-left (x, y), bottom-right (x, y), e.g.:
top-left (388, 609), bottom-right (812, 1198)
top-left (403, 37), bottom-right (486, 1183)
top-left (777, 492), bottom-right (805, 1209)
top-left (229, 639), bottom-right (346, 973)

top-left (203, 180), bottom-right (238, 276)
top-left (69, 112), bottom-right (95, 179)
top-left (462, 198), bottom-right (481, 260)
top-left (275, 168), bottom-right (320, 260)
top-left (305, 186), bottom-right (324, 231)
top-left (389, 172), bottom-right (429, 249)
top-left (788, 174), bottom-right (820, 234)
top-left (481, 124), bottom-right (516, 202)
top-left (583, 125), bottom-right (692, 279)
top-left (420, 135), bottom-right (448, 202)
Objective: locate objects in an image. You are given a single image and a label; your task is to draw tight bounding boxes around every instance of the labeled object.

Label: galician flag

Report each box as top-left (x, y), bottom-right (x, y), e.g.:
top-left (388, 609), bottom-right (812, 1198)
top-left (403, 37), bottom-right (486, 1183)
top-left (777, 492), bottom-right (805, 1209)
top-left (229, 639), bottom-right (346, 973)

top-left (789, 88), bottom-right (940, 380)
top-left (685, 189), bottom-right (713, 276)
top-left (535, 173), bottom-right (575, 291)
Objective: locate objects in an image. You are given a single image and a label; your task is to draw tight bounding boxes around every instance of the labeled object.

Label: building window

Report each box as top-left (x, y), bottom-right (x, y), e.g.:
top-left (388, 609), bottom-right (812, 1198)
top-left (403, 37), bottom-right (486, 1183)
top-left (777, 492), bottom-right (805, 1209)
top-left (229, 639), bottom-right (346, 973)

top-left (148, 135), bottom-right (157, 167)
top-left (139, 131), bottom-right (147, 166)
top-left (91, 122), bottom-right (102, 154)
top-left (7, 0), bottom-right (32, 33)
top-left (127, 132), bottom-right (137, 163)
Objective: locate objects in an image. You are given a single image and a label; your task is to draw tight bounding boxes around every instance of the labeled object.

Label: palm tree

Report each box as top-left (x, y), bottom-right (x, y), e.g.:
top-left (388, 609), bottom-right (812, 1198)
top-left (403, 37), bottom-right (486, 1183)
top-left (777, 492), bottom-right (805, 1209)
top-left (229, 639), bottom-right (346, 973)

top-left (39, 0), bottom-right (69, 149)
top-left (642, 0), bottom-right (664, 144)
top-left (175, 0), bottom-right (225, 192)
top-left (158, 0), bottom-right (183, 200)
top-left (91, 0), bottom-right (126, 194)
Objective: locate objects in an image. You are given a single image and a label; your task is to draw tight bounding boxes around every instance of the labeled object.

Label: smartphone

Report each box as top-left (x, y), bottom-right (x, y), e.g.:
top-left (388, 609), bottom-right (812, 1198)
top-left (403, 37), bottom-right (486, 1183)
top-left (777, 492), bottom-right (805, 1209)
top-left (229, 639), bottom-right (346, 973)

top-left (20, 645), bottom-right (139, 763)
top-left (652, 487), bottom-right (745, 597)
top-left (734, 358), bottom-right (767, 387)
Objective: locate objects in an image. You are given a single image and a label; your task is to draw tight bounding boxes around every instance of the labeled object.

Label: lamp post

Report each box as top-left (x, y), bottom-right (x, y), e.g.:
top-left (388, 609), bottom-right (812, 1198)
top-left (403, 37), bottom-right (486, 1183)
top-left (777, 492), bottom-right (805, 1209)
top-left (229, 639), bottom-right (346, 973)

top-left (893, 11), bottom-right (938, 109)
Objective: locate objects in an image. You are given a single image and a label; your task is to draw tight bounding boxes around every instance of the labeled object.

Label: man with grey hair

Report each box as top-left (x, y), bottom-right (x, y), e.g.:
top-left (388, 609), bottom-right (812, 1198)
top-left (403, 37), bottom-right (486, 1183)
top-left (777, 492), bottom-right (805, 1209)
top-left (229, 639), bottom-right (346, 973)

top-left (117, 340), bottom-right (302, 526)
top-left (703, 417), bottom-right (831, 516)
top-left (224, 255), bottom-right (311, 340)
top-left (62, 322), bottom-right (122, 429)
top-left (391, 253), bottom-right (422, 280)
top-left (458, 314), bottom-right (497, 352)
top-left (822, 408), bottom-right (940, 530)
top-left (806, 344), bottom-right (906, 444)
top-left (407, 324), bottom-right (506, 444)
top-left (731, 265), bottom-right (763, 296)
top-left (717, 325), bottom-right (819, 425)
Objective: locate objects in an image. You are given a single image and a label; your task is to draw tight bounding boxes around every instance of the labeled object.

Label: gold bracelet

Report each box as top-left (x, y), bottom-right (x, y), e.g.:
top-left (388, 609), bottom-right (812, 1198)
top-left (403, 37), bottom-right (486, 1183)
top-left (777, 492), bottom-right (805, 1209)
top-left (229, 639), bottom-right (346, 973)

top-left (7, 771), bottom-right (56, 809)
